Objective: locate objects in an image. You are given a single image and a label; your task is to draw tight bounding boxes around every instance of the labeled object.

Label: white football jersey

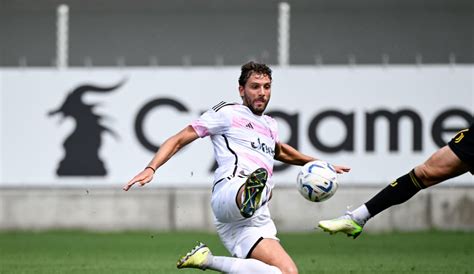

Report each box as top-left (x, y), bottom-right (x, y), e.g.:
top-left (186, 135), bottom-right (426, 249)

top-left (191, 102), bottom-right (280, 189)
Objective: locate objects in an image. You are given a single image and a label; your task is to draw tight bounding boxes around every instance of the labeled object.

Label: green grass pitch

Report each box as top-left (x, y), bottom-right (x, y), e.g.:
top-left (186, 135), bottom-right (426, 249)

top-left (0, 231), bottom-right (472, 273)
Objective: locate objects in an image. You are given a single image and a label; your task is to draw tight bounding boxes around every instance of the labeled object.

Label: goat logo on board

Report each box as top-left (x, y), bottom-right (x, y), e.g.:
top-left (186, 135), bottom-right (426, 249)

top-left (48, 80), bottom-right (125, 176)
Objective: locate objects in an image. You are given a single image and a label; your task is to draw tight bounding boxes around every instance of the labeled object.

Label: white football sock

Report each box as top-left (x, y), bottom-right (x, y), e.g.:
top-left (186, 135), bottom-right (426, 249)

top-left (207, 254), bottom-right (282, 274)
top-left (349, 204), bottom-right (371, 226)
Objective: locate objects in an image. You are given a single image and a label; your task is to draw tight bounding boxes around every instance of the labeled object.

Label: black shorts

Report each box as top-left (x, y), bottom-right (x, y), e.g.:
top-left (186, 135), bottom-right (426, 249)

top-left (448, 123), bottom-right (474, 173)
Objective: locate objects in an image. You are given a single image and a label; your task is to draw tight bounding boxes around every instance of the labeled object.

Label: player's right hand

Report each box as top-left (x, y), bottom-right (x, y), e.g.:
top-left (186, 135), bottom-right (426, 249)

top-left (123, 169), bottom-right (154, 191)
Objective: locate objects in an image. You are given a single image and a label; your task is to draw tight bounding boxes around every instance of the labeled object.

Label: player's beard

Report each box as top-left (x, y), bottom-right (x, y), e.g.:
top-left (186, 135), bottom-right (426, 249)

top-left (243, 94), bottom-right (268, 115)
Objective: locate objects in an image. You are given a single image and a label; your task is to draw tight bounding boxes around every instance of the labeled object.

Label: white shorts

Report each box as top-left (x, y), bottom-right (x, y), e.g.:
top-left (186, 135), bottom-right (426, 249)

top-left (211, 176), bottom-right (278, 258)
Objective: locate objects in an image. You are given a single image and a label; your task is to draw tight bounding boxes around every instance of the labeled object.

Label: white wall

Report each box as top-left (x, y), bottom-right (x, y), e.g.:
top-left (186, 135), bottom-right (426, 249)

top-left (1, 186), bottom-right (473, 232)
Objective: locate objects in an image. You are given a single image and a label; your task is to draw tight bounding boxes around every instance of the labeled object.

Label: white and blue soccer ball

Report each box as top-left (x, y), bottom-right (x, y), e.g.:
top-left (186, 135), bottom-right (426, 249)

top-left (296, 160), bottom-right (338, 202)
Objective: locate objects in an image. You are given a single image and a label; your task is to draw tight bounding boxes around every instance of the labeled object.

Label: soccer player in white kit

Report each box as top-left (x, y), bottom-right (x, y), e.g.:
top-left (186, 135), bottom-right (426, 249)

top-left (123, 62), bottom-right (350, 274)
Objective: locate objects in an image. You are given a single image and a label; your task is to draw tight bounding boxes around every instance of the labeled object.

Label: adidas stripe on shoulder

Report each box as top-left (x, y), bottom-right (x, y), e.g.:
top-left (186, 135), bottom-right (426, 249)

top-left (212, 101), bottom-right (236, 112)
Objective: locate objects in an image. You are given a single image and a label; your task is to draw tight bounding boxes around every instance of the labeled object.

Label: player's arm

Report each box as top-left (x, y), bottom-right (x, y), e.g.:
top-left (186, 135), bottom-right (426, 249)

top-left (123, 125), bottom-right (199, 191)
top-left (274, 142), bottom-right (315, 166)
top-left (275, 142), bottom-right (351, 174)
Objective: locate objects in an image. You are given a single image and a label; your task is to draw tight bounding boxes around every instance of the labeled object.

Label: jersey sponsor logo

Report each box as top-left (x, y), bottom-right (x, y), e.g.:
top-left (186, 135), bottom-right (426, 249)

top-left (251, 138), bottom-right (275, 156)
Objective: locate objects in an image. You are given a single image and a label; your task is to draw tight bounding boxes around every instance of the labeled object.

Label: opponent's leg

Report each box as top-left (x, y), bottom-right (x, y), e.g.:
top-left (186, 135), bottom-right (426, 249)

top-left (319, 168), bottom-right (424, 238)
top-left (319, 145), bottom-right (470, 238)
top-left (414, 145), bottom-right (470, 187)
top-left (365, 145), bottom-right (469, 219)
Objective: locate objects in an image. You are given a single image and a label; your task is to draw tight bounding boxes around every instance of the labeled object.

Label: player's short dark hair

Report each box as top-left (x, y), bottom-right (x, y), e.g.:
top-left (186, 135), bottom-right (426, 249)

top-left (238, 61), bottom-right (272, 87)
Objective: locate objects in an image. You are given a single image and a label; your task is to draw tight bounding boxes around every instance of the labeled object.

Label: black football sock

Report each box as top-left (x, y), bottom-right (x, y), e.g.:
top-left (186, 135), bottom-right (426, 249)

top-left (365, 169), bottom-right (426, 217)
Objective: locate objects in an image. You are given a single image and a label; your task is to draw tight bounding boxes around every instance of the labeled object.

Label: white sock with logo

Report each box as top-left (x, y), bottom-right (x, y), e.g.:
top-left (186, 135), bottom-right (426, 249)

top-left (207, 254), bottom-right (282, 274)
top-left (348, 204), bottom-right (371, 226)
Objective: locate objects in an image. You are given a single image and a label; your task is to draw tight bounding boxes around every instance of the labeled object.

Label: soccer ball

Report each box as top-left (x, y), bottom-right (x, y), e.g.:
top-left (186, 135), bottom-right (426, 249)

top-left (296, 160), bottom-right (338, 202)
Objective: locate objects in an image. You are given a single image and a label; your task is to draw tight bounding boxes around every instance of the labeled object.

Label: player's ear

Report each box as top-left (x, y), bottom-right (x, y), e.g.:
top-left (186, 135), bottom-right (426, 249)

top-left (238, 85), bottom-right (244, 98)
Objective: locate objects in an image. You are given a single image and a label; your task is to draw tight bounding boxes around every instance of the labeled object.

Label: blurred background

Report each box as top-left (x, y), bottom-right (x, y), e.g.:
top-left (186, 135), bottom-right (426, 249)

top-left (1, 0), bottom-right (473, 66)
top-left (0, 0), bottom-right (473, 233)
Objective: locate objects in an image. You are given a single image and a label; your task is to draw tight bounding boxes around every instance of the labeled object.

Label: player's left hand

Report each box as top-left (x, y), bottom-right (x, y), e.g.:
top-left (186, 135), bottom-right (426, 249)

top-left (123, 168), bottom-right (154, 191)
top-left (333, 165), bottom-right (351, 174)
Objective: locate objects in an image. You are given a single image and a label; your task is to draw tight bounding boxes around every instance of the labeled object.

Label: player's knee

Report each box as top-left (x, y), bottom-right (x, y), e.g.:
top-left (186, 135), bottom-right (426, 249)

top-left (414, 165), bottom-right (436, 187)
